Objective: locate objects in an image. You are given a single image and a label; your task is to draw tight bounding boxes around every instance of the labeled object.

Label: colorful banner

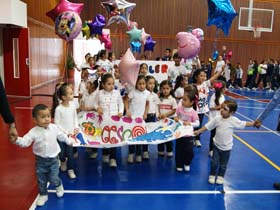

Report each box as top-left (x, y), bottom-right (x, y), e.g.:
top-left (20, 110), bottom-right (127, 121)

top-left (72, 111), bottom-right (193, 148)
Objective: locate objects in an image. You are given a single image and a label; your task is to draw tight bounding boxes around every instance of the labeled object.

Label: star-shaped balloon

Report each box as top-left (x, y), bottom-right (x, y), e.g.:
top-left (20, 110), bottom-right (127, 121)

top-left (88, 14), bottom-right (106, 36)
top-left (130, 41), bottom-right (142, 53)
top-left (126, 26), bottom-right (142, 42)
top-left (141, 28), bottom-right (150, 44)
top-left (99, 33), bottom-right (112, 50)
top-left (46, 0), bottom-right (84, 22)
top-left (207, 0), bottom-right (237, 36)
top-left (101, 0), bottom-right (136, 26)
top-left (127, 20), bottom-right (138, 31)
top-left (82, 22), bottom-right (90, 39)
top-left (144, 36), bottom-right (156, 52)
top-left (119, 48), bottom-right (140, 87)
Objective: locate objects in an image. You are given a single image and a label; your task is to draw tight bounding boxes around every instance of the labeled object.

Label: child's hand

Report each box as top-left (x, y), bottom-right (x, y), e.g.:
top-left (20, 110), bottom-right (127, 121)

top-left (183, 121), bottom-right (191, 126)
top-left (143, 113), bottom-right (147, 120)
top-left (174, 116), bottom-right (179, 122)
top-left (254, 119), bottom-right (262, 128)
top-left (97, 107), bottom-right (103, 115)
top-left (193, 130), bottom-right (200, 136)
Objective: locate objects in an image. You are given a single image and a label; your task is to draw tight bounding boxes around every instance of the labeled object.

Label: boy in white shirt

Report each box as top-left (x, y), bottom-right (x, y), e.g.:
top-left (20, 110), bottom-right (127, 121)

top-left (10, 104), bottom-right (73, 207)
top-left (167, 53), bottom-right (188, 85)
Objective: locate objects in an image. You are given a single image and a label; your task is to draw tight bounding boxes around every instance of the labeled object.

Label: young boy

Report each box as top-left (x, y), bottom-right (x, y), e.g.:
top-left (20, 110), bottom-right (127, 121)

top-left (194, 100), bottom-right (255, 185)
top-left (10, 104), bottom-right (73, 206)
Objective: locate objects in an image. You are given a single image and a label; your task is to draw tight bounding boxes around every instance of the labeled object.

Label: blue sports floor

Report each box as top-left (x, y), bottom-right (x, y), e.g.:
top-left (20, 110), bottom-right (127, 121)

top-left (24, 89), bottom-right (280, 210)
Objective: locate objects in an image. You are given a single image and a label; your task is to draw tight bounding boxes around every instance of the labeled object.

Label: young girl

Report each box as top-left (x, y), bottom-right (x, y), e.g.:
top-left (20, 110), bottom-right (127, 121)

top-left (158, 80), bottom-right (177, 157)
top-left (208, 81), bottom-right (226, 157)
top-left (96, 49), bottom-right (113, 73)
top-left (194, 100), bottom-right (255, 185)
top-left (94, 73), bottom-right (124, 167)
top-left (192, 67), bottom-right (224, 147)
top-left (174, 89), bottom-right (199, 172)
top-left (125, 75), bottom-right (150, 163)
top-left (52, 83), bottom-right (79, 179)
top-left (144, 75), bottom-right (160, 159)
top-left (78, 69), bottom-right (89, 100)
top-left (174, 75), bottom-right (187, 103)
top-left (139, 63), bottom-right (148, 76)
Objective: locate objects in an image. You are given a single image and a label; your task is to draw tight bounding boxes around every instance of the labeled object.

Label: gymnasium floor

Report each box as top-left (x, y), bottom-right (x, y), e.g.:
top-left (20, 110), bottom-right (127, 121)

top-left (1, 84), bottom-right (280, 210)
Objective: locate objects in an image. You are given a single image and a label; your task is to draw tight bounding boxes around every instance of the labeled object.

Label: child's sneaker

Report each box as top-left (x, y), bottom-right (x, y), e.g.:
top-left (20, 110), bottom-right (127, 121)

top-left (60, 161), bottom-right (67, 172)
top-left (90, 152), bottom-right (98, 159)
top-left (73, 151), bottom-right (78, 159)
top-left (102, 155), bottom-right (110, 163)
top-left (56, 184), bottom-right (64, 197)
top-left (67, 169), bottom-right (76, 179)
top-left (109, 159), bottom-right (117, 167)
top-left (176, 168), bottom-right (183, 172)
top-left (208, 175), bottom-right (215, 184)
top-left (184, 165), bottom-right (190, 172)
top-left (158, 151), bottom-right (165, 156)
top-left (136, 155), bottom-right (142, 163)
top-left (36, 195), bottom-right (48, 206)
top-left (167, 152), bottom-right (173, 157)
top-left (209, 150), bottom-right (213, 157)
top-left (216, 176), bottom-right (224, 184)
top-left (195, 140), bottom-right (202, 147)
top-left (143, 151), bottom-right (149, 159)
top-left (127, 154), bottom-right (134, 163)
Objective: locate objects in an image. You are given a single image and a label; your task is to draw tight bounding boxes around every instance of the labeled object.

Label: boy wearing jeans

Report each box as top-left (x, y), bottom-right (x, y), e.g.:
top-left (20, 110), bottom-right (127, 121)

top-left (10, 104), bottom-right (73, 206)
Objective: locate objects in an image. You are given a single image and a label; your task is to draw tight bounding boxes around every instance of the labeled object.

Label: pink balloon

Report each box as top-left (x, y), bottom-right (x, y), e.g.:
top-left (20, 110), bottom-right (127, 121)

top-left (99, 33), bottom-right (112, 50)
top-left (46, 0), bottom-right (84, 22)
top-left (191, 28), bottom-right (204, 41)
top-left (119, 48), bottom-right (140, 86)
top-left (127, 21), bottom-right (138, 30)
top-left (226, 50), bottom-right (233, 60)
top-left (176, 32), bottom-right (201, 59)
top-left (141, 28), bottom-right (150, 44)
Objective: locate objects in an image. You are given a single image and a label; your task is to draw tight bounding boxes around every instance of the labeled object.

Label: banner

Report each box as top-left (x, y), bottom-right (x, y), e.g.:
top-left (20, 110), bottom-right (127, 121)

top-left (72, 111), bottom-right (193, 148)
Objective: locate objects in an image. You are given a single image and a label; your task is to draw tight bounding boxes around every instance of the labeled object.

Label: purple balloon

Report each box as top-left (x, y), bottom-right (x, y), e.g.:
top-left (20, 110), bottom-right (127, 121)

top-left (144, 36), bottom-right (156, 52)
top-left (88, 14), bottom-right (106, 35)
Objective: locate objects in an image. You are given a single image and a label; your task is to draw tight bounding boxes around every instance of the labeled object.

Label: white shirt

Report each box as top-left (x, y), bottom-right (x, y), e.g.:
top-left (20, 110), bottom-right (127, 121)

top-left (175, 87), bottom-right (184, 103)
top-left (94, 89), bottom-right (124, 117)
top-left (128, 89), bottom-right (150, 117)
top-left (196, 80), bottom-right (211, 114)
top-left (224, 65), bottom-right (231, 82)
top-left (259, 64), bottom-right (267, 74)
top-left (236, 68), bottom-right (243, 79)
top-left (159, 96), bottom-right (177, 118)
top-left (209, 94), bottom-right (225, 120)
top-left (96, 59), bottom-right (113, 73)
top-left (16, 124), bottom-right (71, 158)
top-left (205, 115), bottom-right (246, 150)
top-left (147, 91), bottom-right (160, 114)
top-left (54, 103), bottom-right (79, 134)
top-left (78, 80), bottom-right (87, 96)
top-left (81, 90), bottom-right (98, 108)
top-left (168, 65), bottom-right (187, 82)
top-left (215, 60), bottom-right (225, 73)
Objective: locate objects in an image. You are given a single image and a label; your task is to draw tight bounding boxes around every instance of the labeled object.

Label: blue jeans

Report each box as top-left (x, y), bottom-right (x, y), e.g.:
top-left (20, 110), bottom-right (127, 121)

top-left (210, 145), bottom-right (231, 177)
top-left (35, 155), bottom-right (62, 195)
top-left (59, 142), bottom-right (74, 170)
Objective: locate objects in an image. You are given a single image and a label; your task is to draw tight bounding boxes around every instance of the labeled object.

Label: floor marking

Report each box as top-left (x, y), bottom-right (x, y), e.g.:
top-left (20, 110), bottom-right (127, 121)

top-left (46, 189), bottom-right (280, 195)
top-left (234, 130), bottom-right (278, 133)
top-left (238, 105), bottom-right (280, 111)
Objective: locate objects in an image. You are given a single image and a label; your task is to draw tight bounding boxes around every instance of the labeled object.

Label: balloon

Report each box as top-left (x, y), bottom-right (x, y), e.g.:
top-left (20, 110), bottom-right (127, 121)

top-left (119, 48), bottom-right (140, 86)
top-left (126, 26), bottom-right (142, 42)
top-left (176, 32), bottom-right (201, 59)
top-left (226, 50), bottom-right (233, 60)
top-left (130, 41), bottom-right (142, 53)
top-left (46, 0), bottom-right (84, 22)
top-left (88, 14), bottom-right (106, 36)
top-left (191, 28), bottom-right (204, 41)
top-left (141, 28), bottom-right (150, 44)
top-left (82, 23), bottom-right (90, 39)
top-left (99, 33), bottom-right (112, 50)
top-left (55, 11), bottom-right (82, 42)
top-left (144, 36), bottom-right (156, 52)
top-left (101, 0), bottom-right (136, 26)
top-left (212, 50), bottom-right (219, 61)
top-left (127, 21), bottom-right (138, 30)
top-left (207, 0), bottom-right (238, 36)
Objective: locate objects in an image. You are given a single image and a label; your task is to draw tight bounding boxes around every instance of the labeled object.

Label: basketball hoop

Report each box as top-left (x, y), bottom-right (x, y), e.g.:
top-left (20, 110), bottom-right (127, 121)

top-left (253, 26), bottom-right (262, 38)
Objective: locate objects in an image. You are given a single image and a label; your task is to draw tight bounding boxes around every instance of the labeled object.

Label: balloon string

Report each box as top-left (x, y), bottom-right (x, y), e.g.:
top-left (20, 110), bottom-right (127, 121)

top-left (63, 42), bottom-right (69, 83)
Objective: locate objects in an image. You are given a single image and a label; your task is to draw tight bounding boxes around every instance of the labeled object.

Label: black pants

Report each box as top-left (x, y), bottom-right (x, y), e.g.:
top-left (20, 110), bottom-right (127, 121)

top-left (158, 141), bottom-right (173, 153)
top-left (257, 74), bottom-right (267, 88)
top-left (209, 129), bottom-right (216, 152)
top-left (194, 113), bottom-right (205, 141)
top-left (277, 113), bottom-right (280, 131)
top-left (102, 148), bottom-right (116, 159)
top-left (175, 136), bottom-right (194, 168)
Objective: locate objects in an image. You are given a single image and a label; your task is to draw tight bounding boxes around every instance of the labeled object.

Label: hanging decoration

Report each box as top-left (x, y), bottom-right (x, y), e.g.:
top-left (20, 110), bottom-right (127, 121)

top-left (176, 32), bottom-right (201, 59)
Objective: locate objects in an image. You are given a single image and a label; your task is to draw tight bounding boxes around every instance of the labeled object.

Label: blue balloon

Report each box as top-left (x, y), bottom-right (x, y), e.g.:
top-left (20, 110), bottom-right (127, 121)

top-left (207, 0), bottom-right (238, 36)
top-left (130, 41), bottom-right (142, 53)
top-left (212, 50), bottom-right (219, 61)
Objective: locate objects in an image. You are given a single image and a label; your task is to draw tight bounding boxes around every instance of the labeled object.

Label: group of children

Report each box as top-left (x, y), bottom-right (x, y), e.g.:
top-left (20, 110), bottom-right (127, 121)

top-left (9, 51), bottom-right (261, 207)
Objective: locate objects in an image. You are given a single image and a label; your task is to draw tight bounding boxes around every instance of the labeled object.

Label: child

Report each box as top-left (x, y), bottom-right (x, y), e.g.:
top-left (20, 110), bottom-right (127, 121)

top-left (139, 63), bottom-right (149, 76)
top-left (192, 67), bottom-right (224, 147)
top-left (158, 80), bottom-right (177, 157)
top-left (234, 62), bottom-right (243, 89)
top-left (174, 75), bottom-right (187, 103)
top-left (78, 69), bottom-right (89, 100)
top-left (94, 73), bottom-right (124, 167)
top-left (96, 49), bottom-right (113, 73)
top-left (79, 79), bottom-right (99, 159)
top-left (208, 81), bottom-right (226, 157)
top-left (167, 53), bottom-right (187, 85)
top-left (10, 104), bottom-right (73, 206)
top-left (125, 75), bottom-right (150, 163)
top-left (194, 100), bottom-right (255, 185)
top-left (52, 83), bottom-right (79, 179)
top-left (174, 90), bottom-right (199, 172)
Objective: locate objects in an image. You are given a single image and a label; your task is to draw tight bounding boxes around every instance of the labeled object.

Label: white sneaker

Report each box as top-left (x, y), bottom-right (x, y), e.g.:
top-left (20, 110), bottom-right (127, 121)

top-left (176, 168), bottom-right (183, 172)
top-left (73, 151), bottom-right (78, 159)
top-left (127, 154), bottom-right (134, 163)
top-left (143, 151), bottom-right (149, 159)
top-left (56, 184), bottom-right (64, 197)
top-left (36, 195), bottom-right (48, 206)
top-left (67, 169), bottom-right (76, 179)
top-left (208, 175), bottom-right (215, 184)
top-left (60, 161), bottom-right (67, 172)
top-left (158, 151), bottom-right (165, 156)
top-left (102, 155), bottom-right (110, 163)
top-left (209, 150), bottom-right (213, 157)
top-left (167, 152), bottom-right (173, 157)
top-left (90, 152), bottom-right (98, 159)
top-left (136, 155), bottom-right (142, 163)
top-left (184, 165), bottom-right (190, 172)
top-left (109, 159), bottom-right (117, 167)
top-left (216, 176), bottom-right (224, 184)
top-left (195, 140), bottom-right (202, 147)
